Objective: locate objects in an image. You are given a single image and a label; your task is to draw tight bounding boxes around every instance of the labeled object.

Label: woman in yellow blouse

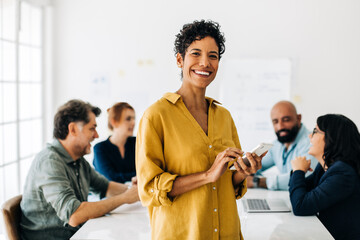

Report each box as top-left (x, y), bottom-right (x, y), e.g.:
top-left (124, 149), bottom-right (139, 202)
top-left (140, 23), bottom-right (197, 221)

top-left (136, 20), bottom-right (265, 240)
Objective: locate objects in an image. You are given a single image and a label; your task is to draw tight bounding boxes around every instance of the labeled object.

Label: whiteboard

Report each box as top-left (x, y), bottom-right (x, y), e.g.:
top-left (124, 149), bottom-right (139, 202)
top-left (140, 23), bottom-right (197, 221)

top-left (219, 58), bottom-right (291, 151)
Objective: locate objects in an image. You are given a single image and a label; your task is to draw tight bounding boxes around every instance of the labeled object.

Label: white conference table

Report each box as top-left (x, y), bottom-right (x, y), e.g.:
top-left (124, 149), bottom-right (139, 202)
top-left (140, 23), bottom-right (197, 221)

top-left (71, 188), bottom-right (333, 240)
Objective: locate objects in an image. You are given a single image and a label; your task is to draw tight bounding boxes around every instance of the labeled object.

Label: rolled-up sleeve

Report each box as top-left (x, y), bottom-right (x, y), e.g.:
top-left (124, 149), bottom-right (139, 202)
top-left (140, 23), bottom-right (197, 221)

top-left (231, 118), bottom-right (247, 199)
top-left (136, 116), bottom-right (178, 207)
top-left (233, 177), bottom-right (247, 199)
top-left (37, 157), bottom-right (81, 224)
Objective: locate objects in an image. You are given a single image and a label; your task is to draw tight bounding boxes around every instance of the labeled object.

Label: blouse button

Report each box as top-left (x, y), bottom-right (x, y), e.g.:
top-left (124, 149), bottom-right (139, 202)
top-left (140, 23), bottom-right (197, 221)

top-left (150, 189), bottom-right (154, 193)
top-left (214, 228), bottom-right (218, 232)
top-left (213, 186), bottom-right (216, 190)
top-left (209, 145), bottom-right (212, 149)
top-left (214, 208), bottom-right (217, 212)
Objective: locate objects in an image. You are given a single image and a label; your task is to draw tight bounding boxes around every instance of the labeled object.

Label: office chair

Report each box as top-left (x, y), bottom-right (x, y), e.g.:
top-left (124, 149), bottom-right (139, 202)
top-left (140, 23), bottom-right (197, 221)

top-left (1, 195), bottom-right (22, 240)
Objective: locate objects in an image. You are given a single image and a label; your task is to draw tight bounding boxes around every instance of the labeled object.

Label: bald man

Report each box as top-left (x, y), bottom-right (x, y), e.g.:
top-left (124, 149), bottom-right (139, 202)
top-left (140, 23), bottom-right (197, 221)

top-left (247, 101), bottom-right (317, 190)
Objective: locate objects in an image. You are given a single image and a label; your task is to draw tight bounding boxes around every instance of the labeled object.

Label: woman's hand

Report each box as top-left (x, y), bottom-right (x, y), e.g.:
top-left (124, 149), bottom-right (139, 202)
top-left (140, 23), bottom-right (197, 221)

top-left (291, 156), bottom-right (313, 173)
top-left (233, 151), bottom-right (267, 176)
top-left (207, 148), bottom-right (243, 183)
top-left (169, 147), bottom-right (243, 197)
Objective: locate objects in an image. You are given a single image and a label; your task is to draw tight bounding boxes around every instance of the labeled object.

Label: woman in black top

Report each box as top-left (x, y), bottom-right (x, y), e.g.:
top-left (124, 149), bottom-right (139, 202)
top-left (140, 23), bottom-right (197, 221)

top-left (93, 102), bottom-right (136, 183)
top-left (289, 114), bottom-right (360, 240)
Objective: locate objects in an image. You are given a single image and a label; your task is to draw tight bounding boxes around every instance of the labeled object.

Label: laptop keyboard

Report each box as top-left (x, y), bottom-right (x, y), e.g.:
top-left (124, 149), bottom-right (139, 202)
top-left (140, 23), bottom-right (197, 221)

top-left (247, 199), bottom-right (270, 211)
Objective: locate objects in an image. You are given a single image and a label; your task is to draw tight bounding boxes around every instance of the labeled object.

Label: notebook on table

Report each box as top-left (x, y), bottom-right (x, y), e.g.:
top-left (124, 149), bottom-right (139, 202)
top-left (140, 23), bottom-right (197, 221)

top-left (242, 198), bottom-right (291, 213)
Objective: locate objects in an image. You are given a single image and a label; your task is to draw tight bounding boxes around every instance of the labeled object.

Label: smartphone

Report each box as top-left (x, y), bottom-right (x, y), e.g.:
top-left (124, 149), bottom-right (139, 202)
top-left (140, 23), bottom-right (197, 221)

top-left (230, 143), bottom-right (273, 169)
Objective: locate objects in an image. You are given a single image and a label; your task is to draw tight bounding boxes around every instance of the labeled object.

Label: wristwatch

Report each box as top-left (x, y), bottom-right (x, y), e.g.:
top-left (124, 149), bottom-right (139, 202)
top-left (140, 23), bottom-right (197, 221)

top-left (253, 175), bottom-right (260, 188)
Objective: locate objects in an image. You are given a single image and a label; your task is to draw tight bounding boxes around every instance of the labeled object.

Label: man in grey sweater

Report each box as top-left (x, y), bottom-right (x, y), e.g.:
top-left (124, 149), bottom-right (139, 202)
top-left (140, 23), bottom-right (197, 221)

top-left (20, 99), bottom-right (139, 240)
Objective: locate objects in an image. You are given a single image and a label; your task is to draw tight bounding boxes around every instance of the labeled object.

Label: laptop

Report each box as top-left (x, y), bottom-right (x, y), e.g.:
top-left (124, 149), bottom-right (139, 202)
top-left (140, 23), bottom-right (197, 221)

top-left (242, 198), bottom-right (291, 213)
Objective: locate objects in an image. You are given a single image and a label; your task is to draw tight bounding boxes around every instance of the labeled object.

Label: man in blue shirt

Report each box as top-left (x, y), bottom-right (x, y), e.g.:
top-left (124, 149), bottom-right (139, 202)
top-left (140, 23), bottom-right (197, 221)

top-left (247, 100), bottom-right (317, 190)
top-left (20, 100), bottom-right (139, 240)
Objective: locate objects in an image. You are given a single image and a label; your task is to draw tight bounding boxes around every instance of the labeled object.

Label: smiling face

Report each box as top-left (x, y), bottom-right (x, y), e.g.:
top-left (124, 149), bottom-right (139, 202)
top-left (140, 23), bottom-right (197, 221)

top-left (308, 125), bottom-right (325, 163)
top-left (74, 111), bottom-right (99, 157)
top-left (271, 101), bottom-right (301, 144)
top-left (176, 36), bottom-right (219, 89)
top-left (112, 108), bottom-right (135, 137)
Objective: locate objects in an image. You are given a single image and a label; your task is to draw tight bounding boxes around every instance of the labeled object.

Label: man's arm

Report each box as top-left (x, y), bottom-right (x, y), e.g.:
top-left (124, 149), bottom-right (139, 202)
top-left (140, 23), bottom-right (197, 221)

top-left (68, 182), bottom-right (139, 227)
top-left (105, 181), bottom-right (128, 197)
top-left (264, 141), bottom-right (317, 191)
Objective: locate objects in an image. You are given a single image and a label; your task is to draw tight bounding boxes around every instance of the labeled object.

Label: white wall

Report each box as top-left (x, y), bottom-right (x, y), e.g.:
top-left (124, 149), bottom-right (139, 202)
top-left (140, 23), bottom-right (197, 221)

top-left (51, 0), bottom-right (360, 155)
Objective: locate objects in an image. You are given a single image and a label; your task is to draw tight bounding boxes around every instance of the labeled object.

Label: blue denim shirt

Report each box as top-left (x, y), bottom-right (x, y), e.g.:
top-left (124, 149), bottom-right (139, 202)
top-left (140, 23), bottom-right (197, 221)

top-left (257, 124), bottom-right (317, 190)
top-left (20, 139), bottom-right (109, 240)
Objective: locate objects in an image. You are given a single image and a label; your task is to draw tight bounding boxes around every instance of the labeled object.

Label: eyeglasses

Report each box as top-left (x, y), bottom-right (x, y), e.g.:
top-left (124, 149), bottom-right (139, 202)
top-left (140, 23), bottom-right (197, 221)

top-left (312, 128), bottom-right (324, 137)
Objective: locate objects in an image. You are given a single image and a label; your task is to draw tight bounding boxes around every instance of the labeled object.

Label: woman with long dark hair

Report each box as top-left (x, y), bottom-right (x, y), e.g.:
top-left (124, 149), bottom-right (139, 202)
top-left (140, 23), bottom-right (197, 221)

top-left (289, 114), bottom-right (360, 240)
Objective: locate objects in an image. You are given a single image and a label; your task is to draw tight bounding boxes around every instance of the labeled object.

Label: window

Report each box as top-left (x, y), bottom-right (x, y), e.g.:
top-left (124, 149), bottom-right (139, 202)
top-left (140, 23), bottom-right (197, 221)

top-left (0, 0), bottom-right (44, 209)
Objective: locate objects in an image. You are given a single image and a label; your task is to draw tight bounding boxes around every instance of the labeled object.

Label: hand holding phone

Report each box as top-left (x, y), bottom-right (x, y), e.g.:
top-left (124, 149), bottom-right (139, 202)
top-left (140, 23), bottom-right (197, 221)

top-left (230, 143), bottom-right (273, 170)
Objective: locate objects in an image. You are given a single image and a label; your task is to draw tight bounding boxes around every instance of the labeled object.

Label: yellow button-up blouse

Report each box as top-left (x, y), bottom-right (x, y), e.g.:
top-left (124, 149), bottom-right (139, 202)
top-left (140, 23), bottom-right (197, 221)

top-left (136, 92), bottom-right (247, 240)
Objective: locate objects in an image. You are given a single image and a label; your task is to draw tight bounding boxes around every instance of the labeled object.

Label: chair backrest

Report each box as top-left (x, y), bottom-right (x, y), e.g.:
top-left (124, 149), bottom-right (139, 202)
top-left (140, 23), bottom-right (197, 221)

top-left (1, 195), bottom-right (22, 240)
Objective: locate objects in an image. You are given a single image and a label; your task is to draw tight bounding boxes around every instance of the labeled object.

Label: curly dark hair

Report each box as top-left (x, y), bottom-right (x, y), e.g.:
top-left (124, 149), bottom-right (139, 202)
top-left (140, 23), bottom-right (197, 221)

top-left (317, 114), bottom-right (360, 176)
top-left (53, 99), bottom-right (101, 140)
top-left (174, 20), bottom-right (225, 60)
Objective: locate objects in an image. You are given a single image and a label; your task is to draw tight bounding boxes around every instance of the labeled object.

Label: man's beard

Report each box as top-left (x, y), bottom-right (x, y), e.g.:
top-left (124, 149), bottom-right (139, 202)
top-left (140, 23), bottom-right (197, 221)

top-left (74, 143), bottom-right (91, 159)
top-left (276, 124), bottom-right (300, 144)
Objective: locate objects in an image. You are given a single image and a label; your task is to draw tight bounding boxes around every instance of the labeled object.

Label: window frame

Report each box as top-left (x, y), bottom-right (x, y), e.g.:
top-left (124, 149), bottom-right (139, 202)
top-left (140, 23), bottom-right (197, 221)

top-left (0, 0), bottom-right (50, 205)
